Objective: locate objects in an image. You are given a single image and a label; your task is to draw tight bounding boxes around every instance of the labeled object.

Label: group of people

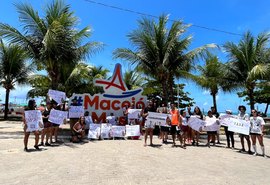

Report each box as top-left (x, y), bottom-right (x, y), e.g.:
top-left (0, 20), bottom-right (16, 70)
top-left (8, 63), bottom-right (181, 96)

top-left (22, 99), bottom-right (267, 157)
top-left (142, 101), bottom-right (266, 157)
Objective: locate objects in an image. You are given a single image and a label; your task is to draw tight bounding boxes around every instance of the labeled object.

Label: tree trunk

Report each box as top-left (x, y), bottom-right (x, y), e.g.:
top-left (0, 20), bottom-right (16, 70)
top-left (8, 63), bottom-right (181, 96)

top-left (161, 81), bottom-right (168, 104)
top-left (212, 93), bottom-right (217, 112)
top-left (4, 88), bottom-right (10, 120)
top-left (264, 103), bottom-right (269, 116)
top-left (248, 88), bottom-right (255, 111)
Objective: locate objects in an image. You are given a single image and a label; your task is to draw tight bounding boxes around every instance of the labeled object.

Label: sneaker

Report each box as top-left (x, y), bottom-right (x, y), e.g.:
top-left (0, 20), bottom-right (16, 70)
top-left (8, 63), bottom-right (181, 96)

top-left (24, 147), bottom-right (29, 152)
top-left (253, 152), bottom-right (257, 156)
top-left (248, 150), bottom-right (253, 155)
top-left (239, 148), bottom-right (246, 153)
top-left (34, 145), bottom-right (41, 150)
top-left (45, 142), bottom-right (51, 146)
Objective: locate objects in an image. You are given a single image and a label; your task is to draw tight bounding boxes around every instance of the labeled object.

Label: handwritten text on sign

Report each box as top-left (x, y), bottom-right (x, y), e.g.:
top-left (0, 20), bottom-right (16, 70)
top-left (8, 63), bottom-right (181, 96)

top-left (49, 109), bottom-right (68, 125)
top-left (69, 106), bottom-right (84, 118)
top-left (48, 89), bottom-right (66, 104)
top-left (228, 118), bottom-right (250, 135)
top-left (25, 110), bottom-right (43, 132)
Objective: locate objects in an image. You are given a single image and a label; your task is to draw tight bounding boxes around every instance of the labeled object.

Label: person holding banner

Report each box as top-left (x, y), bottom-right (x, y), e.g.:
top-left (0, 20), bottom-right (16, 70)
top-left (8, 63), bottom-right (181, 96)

top-left (237, 105), bottom-right (252, 154)
top-left (250, 109), bottom-right (266, 157)
top-left (205, 110), bottom-right (218, 148)
top-left (51, 101), bottom-right (61, 143)
top-left (39, 102), bottom-right (52, 146)
top-left (180, 109), bottom-right (188, 148)
top-left (192, 106), bottom-right (203, 146)
top-left (143, 101), bottom-right (156, 146)
top-left (170, 103), bottom-right (182, 147)
top-left (223, 110), bottom-right (235, 149)
top-left (85, 111), bottom-right (94, 136)
top-left (23, 99), bottom-right (40, 151)
top-left (73, 116), bottom-right (86, 142)
top-left (158, 103), bottom-right (170, 144)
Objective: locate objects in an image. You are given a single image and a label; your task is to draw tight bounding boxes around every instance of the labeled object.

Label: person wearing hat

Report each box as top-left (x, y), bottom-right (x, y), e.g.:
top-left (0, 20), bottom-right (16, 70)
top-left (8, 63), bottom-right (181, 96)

top-left (237, 105), bottom-right (252, 154)
top-left (224, 110), bottom-right (234, 149)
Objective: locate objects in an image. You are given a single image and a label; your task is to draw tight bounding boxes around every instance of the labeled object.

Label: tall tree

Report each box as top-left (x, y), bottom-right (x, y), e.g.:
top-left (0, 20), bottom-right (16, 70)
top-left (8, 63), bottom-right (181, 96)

top-left (0, 0), bottom-right (103, 91)
top-left (223, 31), bottom-right (270, 110)
top-left (0, 40), bottom-right (32, 119)
top-left (113, 14), bottom-right (214, 103)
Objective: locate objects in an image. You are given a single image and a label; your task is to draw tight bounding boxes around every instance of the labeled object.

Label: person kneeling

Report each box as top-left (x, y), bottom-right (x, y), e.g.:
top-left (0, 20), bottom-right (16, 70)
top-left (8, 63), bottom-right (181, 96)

top-left (72, 116), bottom-right (85, 143)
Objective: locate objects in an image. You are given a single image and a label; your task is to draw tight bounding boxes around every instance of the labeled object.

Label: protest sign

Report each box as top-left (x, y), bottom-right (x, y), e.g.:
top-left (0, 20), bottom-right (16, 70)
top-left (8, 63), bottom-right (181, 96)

top-left (125, 125), bottom-right (140, 137)
top-left (48, 89), bottom-right (66, 104)
top-left (188, 116), bottom-right (205, 132)
top-left (48, 109), bottom-right (68, 125)
top-left (203, 117), bottom-right (220, 131)
top-left (128, 109), bottom-right (141, 119)
top-left (228, 118), bottom-right (250, 135)
top-left (88, 124), bottom-right (101, 139)
top-left (111, 126), bottom-right (125, 138)
top-left (146, 112), bottom-right (169, 126)
top-left (25, 110), bottom-right (43, 132)
top-left (219, 114), bottom-right (237, 127)
top-left (69, 106), bottom-right (84, 118)
top-left (100, 123), bottom-right (112, 139)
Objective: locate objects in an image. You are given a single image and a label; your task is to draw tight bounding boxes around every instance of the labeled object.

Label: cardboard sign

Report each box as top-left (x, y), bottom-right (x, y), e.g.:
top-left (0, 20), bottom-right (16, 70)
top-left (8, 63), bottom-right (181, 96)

top-left (100, 123), bottom-right (112, 139)
top-left (88, 124), bottom-right (101, 139)
top-left (219, 114), bottom-right (236, 127)
top-left (228, 118), bottom-right (250, 135)
top-left (128, 109), bottom-right (141, 119)
top-left (25, 110), bottom-right (43, 132)
top-left (48, 109), bottom-right (68, 125)
top-left (48, 89), bottom-right (66, 104)
top-left (146, 112), bottom-right (169, 126)
top-left (203, 117), bottom-right (220, 131)
top-left (125, 125), bottom-right (140, 137)
top-left (69, 106), bottom-right (84, 118)
top-left (188, 116), bottom-right (204, 132)
top-left (111, 126), bottom-right (125, 138)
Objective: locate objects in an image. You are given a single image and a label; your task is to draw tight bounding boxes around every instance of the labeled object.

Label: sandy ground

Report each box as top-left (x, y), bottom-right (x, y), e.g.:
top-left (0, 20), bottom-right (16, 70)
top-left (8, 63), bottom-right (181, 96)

top-left (0, 121), bottom-right (270, 185)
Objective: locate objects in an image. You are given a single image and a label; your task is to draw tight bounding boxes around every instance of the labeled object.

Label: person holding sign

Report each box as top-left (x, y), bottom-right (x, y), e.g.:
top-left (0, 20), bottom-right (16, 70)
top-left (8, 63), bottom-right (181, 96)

top-left (170, 103), bottom-right (182, 147)
top-left (223, 110), bottom-right (235, 149)
top-left (85, 111), bottom-right (94, 136)
top-left (205, 110), bottom-right (218, 148)
top-left (72, 116), bottom-right (86, 142)
top-left (237, 105), bottom-right (252, 154)
top-left (180, 109), bottom-right (188, 148)
top-left (192, 106), bottom-right (203, 146)
top-left (143, 101), bottom-right (156, 146)
top-left (23, 99), bottom-right (40, 152)
top-left (39, 102), bottom-right (53, 146)
top-left (250, 109), bottom-right (266, 157)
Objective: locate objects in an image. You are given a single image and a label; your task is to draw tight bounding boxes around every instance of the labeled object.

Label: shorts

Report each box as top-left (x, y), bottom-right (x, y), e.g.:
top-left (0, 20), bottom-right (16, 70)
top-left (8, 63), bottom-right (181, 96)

top-left (171, 125), bottom-right (177, 135)
top-left (207, 131), bottom-right (217, 134)
top-left (250, 133), bottom-right (261, 136)
top-left (239, 134), bottom-right (250, 138)
top-left (52, 123), bottom-right (60, 127)
top-left (145, 120), bottom-right (155, 129)
top-left (44, 122), bottom-right (52, 128)
top-left (181, 125), bottom-right (188, 132)
top-left (160, 125), bottom-right (170, 132)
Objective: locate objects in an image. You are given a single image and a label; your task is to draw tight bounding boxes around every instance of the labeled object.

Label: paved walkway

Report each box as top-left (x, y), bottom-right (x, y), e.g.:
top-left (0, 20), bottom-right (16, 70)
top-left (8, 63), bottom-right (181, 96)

top-left (0, 121), bottom-right (269, 185)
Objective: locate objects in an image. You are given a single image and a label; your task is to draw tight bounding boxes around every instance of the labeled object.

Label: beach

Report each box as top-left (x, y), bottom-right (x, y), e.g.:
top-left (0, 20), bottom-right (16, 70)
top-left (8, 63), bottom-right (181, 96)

top-left (0, 121), bottom-right (269, 185)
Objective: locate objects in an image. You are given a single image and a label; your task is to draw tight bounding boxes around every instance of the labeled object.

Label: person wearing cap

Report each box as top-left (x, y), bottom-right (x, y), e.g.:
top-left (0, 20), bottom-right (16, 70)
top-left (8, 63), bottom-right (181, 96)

top-left (23, 99), bottom-right (40, 152)
top-left (237, 105), bottom-right (252, 154)
top-left (224, 110), bottom-right (234, 149)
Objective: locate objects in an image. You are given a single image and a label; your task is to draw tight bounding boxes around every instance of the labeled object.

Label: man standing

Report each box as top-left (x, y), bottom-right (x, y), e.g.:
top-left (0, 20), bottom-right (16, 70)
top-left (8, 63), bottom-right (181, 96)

top-left (170, 103), bottom-right (181, 147)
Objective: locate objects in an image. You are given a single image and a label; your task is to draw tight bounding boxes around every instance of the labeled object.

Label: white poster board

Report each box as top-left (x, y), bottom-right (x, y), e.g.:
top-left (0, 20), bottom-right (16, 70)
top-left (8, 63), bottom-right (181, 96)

top-left (48, 109), bottom-right (68, 125)
top-left (48, 89), bottom-right (66, 104)
top-left (219, 114), bottom-right (236, 127)
top-left (100, 123), bottom-right (112, 139)
top-left (188, 116), bottom-right (204, 132)
top-left (69, 106), bottom-right (84, 118)
top-left (111, 126), bottom-right (126, 138)
top-left (88, 124), bottom-right (101, 139)
top-left (203, 117), bottom-right (220, 131)
top-left (146, 112), bottom-right (169, 126)
top-left (128, 109), bottom-right (141, 119)
top-left (125, 125), bottom-right (140, 137)
top-left (228, 118), bottom-right (250, 135)
top-left (25, 110), bottom-right (43, 132)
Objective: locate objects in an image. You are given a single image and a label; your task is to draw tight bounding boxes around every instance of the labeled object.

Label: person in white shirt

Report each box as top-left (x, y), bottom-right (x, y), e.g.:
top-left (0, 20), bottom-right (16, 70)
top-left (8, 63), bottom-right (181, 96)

top-left (106, 112), bottom-right (117, 125)
top-left (84, 111), bottom-right (94, 136)
top-left (250, 109), bottom-right (266, 157)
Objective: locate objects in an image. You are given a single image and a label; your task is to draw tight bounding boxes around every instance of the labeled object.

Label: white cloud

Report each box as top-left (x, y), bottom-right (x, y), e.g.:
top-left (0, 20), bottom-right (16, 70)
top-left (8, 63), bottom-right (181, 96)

top-left (202, 90), bottom-right (210, 95)
top-left (203, 101), bottom-right (208, 106)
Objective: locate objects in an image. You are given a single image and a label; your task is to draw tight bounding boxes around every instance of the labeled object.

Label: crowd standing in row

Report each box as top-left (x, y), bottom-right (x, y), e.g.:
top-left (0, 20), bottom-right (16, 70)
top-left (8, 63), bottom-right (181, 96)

top-left (22, 99), bottom-right (266, 157)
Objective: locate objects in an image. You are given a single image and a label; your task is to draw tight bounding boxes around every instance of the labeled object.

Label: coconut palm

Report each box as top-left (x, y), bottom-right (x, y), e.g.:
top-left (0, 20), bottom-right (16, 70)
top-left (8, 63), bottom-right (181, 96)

top-left (223, 31), bottom-right (270, 110)
top-left (0, 40), bottom-right (32, 119)
top-left (123, 70), bottom-right (145, 90)
top-left (113, 14), bottom-right (214, 103)
top-left (0, 0), bottom-right (103, 90)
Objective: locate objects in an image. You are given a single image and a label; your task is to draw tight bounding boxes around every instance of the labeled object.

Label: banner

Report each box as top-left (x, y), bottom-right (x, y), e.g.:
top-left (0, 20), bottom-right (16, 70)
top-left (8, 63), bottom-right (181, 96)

top-left (125, 125), bottom-right (140, 137)
top-left (111, 126), bottom-right (125, 138)
top-left (219, 114), bottom-right (237, 127)
top-left (69, 106), bottom-right (84, 118)
top-left (25, 110), bottom-right (43, 132)
top-left (48, 109), bottom-right (68, 125)
top-left (128, 109), bottom-right (142, 119)
top-left (203, 117), bottom-right (220, 131)
top-left (228, 118), bottom-right (250, 135)
top-left (100, 123), bottom-right (112, 139)
top-left (48, 89), bottom-right (66, 104)
top-left (146, 112), bottom-right (170, 126)
top-left (188, 116), bottom-right (204, 132)
top-left (88, 124), bottom-right (101, 139)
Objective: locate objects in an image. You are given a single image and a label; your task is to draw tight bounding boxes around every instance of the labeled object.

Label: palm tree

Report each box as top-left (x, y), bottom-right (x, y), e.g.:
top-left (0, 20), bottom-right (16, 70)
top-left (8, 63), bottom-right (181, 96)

top-left (113, 14), bottom-right (214, 103)
top-left (0, 0), bottom-right (103, 90)
top-left (0, 40), bottom-right (32, 119)
top-left (223, 31), bottom-right (270, 110)
top-left (123, 70), bottom-right (145, 90)
top-left (191, 54), bottom-right (226, 112)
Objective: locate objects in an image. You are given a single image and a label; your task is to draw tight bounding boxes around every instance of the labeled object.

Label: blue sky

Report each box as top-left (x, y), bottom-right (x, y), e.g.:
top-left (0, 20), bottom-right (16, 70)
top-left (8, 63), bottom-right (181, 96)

top-left (0, 0), bottom-right (270, 114)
